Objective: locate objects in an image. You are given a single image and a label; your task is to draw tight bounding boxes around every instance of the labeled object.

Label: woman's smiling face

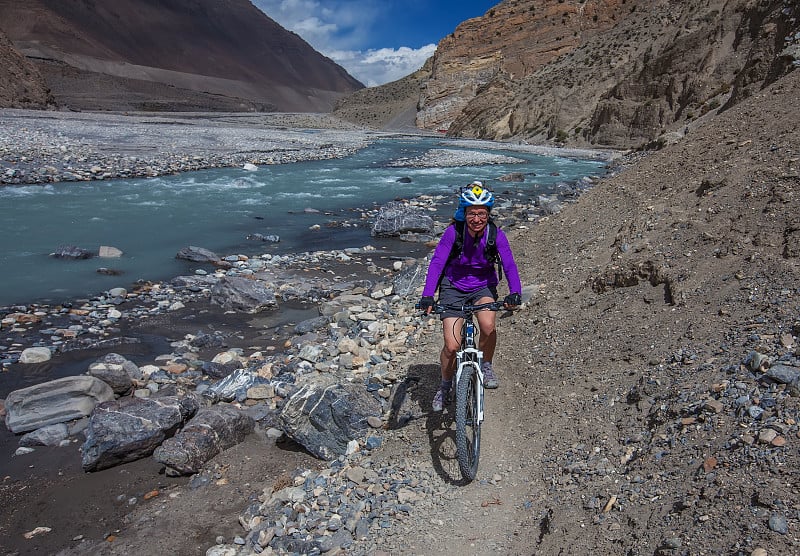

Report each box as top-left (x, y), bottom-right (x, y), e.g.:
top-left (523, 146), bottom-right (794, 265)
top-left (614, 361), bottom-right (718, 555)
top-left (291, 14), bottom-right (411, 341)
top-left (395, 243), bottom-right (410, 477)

top-left (465, 205), bottom-right (489, 235)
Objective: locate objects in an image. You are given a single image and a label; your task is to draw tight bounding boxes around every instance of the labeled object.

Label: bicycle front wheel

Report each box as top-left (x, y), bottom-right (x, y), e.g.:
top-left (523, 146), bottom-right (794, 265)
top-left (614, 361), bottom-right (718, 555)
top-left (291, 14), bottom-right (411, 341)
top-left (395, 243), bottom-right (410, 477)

top-left (455, 363), bottom-right (482, 481)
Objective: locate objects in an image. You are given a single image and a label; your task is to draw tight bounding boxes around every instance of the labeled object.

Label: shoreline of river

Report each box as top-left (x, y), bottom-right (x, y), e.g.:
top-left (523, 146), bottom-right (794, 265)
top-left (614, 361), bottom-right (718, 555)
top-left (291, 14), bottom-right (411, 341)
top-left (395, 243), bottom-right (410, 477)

top-left (0, 108), bottom-right (620, 186)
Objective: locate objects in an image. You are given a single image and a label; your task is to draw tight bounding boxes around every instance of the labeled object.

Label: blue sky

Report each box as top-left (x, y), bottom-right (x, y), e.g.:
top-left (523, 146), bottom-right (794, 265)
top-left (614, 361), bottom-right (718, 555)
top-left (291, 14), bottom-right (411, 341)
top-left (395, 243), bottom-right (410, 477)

top-left (252, 0), bottom-right (499, 87)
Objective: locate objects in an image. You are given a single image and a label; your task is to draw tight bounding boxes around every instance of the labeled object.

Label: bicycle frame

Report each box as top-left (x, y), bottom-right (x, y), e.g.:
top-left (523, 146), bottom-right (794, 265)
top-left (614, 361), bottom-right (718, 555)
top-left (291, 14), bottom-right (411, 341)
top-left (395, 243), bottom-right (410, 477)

top-left (455, 316), bottom-right (485, 426)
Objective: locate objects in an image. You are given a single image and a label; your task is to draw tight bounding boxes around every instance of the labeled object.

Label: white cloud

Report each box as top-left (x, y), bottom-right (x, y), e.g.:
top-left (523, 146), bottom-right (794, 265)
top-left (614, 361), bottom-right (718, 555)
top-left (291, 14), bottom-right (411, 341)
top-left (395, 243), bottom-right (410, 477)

top-left (332, 44), bottom-right (437, 87)
top-left (252, 0), bottom-right (435, 87)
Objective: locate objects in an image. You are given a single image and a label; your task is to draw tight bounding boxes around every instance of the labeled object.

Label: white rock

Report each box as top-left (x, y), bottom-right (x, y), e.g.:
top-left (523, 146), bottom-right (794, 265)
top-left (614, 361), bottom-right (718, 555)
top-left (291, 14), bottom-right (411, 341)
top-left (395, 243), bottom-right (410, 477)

top-left (98, 245), bottom-right (123, 258)
top-left (243, 163), bottom-right (258, 171)
top-left (19, 347), bottom-right (52, 364)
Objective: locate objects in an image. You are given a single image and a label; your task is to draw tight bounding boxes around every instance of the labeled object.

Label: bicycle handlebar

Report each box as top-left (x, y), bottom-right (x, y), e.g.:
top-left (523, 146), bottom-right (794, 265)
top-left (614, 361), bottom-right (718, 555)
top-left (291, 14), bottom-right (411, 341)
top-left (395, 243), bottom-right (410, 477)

top-left (415, 300), bottom-right (506, 314)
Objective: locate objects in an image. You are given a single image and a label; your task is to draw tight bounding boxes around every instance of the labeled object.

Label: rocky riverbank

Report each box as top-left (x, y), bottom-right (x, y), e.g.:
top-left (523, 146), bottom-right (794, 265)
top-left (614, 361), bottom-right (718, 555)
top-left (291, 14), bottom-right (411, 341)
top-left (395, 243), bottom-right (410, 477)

top-left (0, 176), bottom-right (583, 555)
top-left (0, 110), bottom-right (376, 185)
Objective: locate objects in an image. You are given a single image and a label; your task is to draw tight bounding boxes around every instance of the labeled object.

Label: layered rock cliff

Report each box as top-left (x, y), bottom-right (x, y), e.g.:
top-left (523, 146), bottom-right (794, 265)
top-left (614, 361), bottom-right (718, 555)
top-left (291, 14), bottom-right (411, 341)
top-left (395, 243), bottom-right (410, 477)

top-left (0, 28), bottom-right (53, 109)
top-left (0, 0), bottom-right (363, 112)
top-left (415, 0), bottom-right (800, 148)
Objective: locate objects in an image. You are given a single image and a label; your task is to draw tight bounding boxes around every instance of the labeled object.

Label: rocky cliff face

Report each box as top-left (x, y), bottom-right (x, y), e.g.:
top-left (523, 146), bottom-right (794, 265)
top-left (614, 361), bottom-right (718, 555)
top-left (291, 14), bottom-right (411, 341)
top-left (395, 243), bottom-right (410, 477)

top-left (0, 28), bottom-right (53, 109)
top-left (416, 0), bottom-right (632, 132)
top-left (0, 0), bottom-right (363, 112)
top-left (415, 0), bottom-right (800, 149)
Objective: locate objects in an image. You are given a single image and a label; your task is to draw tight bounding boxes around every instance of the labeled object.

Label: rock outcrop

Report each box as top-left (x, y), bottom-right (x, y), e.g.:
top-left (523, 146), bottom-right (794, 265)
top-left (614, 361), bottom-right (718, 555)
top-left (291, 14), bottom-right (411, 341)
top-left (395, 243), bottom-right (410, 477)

top-left (0, 27), bottom-right (52, 108)
top-left (336, 0), bottom-right (799, 150)
top-left (431, 0), bottom-right (800, 148)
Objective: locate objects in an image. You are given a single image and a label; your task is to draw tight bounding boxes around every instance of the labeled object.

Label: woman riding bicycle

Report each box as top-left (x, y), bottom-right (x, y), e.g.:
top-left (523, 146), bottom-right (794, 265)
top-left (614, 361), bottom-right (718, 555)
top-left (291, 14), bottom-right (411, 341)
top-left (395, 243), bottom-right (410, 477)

top-left (419, 181), bottom-right (522, 412)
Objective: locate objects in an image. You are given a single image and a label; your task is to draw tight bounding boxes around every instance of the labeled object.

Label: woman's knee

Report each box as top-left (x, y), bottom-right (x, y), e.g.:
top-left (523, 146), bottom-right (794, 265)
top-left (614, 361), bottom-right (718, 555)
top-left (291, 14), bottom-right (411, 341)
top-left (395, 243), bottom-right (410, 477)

top-left (442, 341), bottom-right (459, 356)
top-left (479, 322), bottom-right (496, 337)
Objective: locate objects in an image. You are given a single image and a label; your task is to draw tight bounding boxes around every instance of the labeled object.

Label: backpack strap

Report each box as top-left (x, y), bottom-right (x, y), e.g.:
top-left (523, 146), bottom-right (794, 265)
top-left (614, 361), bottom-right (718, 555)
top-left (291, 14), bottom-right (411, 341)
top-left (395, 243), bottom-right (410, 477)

top-left (485, 220), bottom-right (503, 281)
top-left (446, 221), bottom-right (465, 263)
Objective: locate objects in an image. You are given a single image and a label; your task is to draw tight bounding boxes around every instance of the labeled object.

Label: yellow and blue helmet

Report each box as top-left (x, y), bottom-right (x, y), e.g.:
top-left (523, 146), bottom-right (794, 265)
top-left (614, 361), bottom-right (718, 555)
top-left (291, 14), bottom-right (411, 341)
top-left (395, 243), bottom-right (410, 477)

top-left (454, 181), bottom-right (494, 221)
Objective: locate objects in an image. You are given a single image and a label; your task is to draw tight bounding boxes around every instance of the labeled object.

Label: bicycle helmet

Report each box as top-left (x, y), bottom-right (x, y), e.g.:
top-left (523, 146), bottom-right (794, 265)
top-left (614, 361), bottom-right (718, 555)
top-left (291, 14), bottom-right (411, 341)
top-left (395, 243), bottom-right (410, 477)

top-left (454, 181), bottom-right (495, 221)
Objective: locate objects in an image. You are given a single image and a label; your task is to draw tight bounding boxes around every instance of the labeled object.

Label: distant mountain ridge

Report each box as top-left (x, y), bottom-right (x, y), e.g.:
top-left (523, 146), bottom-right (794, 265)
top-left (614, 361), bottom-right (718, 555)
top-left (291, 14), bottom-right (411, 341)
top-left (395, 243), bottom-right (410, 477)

top-left (0, 0), bottom-right (363, 112)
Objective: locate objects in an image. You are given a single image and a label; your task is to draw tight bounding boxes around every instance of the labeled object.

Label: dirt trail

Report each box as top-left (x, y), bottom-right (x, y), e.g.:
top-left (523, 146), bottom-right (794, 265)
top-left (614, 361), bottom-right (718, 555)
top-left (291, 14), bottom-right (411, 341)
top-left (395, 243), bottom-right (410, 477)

top-left (351, 68), bottom-right (800, 555)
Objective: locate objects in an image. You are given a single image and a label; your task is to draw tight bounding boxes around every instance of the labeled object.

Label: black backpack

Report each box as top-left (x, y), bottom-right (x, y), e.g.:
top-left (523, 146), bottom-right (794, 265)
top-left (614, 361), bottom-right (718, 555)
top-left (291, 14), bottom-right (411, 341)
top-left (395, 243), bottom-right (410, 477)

top-left (447, 219), bottom-right (503, 280)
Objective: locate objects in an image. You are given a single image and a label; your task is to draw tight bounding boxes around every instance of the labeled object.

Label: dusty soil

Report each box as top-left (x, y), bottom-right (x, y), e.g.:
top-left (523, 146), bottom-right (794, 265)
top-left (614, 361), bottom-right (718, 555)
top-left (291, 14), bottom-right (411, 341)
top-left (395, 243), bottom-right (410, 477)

top-left (2, 69), bottom-right (799, 556)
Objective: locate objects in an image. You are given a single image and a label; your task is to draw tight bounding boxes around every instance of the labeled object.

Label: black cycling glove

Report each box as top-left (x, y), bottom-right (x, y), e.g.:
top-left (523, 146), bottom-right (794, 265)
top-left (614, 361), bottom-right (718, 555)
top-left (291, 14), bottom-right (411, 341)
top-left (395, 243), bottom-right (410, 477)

top-left (418, 296), bottom-right (435, 312)
top-left (504, 293), bottom-right (522, 307)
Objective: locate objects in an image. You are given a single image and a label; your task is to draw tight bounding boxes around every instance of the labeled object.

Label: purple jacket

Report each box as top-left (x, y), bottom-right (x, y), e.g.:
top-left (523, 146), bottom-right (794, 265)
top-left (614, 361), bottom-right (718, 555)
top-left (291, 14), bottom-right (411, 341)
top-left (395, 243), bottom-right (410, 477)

top-left (422, 223), bottom-right (522, 297)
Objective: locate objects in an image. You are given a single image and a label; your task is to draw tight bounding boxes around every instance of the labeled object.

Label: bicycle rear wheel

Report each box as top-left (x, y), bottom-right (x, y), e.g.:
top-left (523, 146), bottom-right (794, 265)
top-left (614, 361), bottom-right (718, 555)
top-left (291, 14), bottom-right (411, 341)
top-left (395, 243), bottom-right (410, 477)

top-left (455, 363), bottom-right (481, 481)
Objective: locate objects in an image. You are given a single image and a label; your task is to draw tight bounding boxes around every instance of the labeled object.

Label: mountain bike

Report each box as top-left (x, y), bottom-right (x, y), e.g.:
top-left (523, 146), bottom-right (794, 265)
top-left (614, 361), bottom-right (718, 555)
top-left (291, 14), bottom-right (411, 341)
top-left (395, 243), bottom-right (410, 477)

top-left (421, 300), bottom-right (505, 481)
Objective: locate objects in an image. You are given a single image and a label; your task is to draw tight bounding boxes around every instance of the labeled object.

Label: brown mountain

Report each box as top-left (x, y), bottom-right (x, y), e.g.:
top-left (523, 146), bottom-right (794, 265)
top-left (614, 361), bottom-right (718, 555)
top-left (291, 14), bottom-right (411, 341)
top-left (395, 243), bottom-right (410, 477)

top-left (0, 0), bottom-right (363, 112)
top-left (340, 0), bottom-right (799, 148)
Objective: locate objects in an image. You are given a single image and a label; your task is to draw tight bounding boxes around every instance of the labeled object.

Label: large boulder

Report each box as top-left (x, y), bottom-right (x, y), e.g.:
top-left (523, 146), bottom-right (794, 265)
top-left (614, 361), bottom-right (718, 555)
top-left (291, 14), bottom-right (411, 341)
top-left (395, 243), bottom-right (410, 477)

top-left (81, 395), bottom-right (199, 471)
top-left (4, 376), bottom-right (114, 434)
top-left (210, 276), bottom-right (277, 313)
top-left (371, 201), bottom-right (434, 237)
top-left (279, 378), bottom-right (383, 460)
top-left (18, 347), bottom-right (52, 364)
top-left (153, 404), bottom-right (255, 475)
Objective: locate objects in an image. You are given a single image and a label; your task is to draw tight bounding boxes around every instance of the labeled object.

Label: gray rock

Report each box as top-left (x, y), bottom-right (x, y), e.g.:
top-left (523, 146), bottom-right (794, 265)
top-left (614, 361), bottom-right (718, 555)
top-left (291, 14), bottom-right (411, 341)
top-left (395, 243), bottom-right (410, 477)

top-left (294, 316), bottom-right (329, 334)
top-left (769, 513), bottom-right (789, 534)
top-left (279, 378), bottom-right (382, 460)
top-left (497, 172), bottom-right (525, 182)
top-left (319, 294), bottom-right (374, 318)
top-left (204, 369), bottom-right (261, 403)
top-left (371, 201), bottom-right (434, 237)
top-left (87, 353), bottom-right (137, 394)
top-left (19, 423), bottom-right (70, 447)
top-left (5, 376), bottom-right (115, 434)
top-left (210, 276), bottom-right (277, 313)
top-left (50, 245), bottom-right (94, 259)
top-left (18, 347), bottom-right (52, 364)
top-left (176, 245), bottom-right (222, 264)
top-left (98, 245), bottom-right (123, 258)
top-left (81, 395), bottom-right (199, 471)
top-left (392, 261), bottom-right (427, 297)
top-left (763, 363), bottom-right (800, 385)
top-left (536, 195), bottom-right (564, 215)
top-left (153, 404), bottom-right (255, 475)
top-left (245, 233), bottom-right (280, 243)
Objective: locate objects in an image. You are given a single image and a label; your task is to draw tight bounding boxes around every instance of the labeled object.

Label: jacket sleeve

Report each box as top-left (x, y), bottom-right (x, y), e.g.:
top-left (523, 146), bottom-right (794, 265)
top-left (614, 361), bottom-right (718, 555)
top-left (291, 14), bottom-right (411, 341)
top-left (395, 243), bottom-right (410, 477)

top-left (421, 225), bottom-right (456, 297)
top-left (496, 229), bottom-right (522, 295)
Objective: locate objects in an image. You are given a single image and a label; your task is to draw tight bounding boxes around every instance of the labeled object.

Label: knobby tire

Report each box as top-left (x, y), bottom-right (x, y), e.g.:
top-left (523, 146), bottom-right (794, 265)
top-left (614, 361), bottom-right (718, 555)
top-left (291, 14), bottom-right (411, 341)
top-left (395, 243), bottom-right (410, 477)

top-left (455, 363), bottom-right (481, 481)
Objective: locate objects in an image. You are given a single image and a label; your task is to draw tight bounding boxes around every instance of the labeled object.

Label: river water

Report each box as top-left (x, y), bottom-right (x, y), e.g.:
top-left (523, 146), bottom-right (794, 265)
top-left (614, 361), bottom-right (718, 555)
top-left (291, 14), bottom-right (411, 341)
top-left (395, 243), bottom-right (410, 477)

top-left (0, 137), bottom-right (608, 307)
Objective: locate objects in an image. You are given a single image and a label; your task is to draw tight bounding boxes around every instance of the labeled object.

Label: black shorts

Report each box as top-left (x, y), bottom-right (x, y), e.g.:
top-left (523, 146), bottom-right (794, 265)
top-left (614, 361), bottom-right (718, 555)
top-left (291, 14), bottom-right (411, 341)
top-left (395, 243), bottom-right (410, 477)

top-left (438, 277), bottom-right (498, 319)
